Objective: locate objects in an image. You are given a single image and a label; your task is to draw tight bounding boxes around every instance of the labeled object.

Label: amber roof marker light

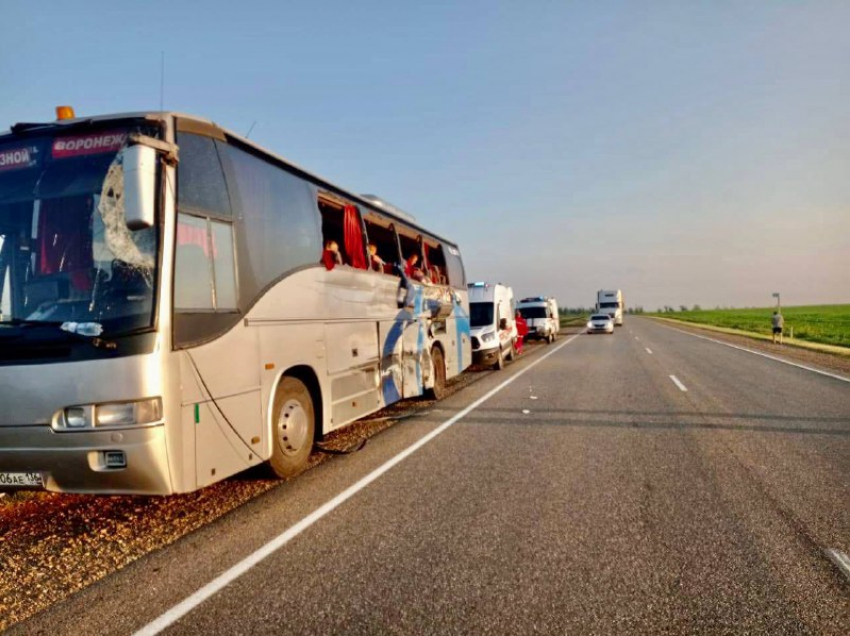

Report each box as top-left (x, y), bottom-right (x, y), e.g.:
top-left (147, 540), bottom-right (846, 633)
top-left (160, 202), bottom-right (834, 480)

top-left (55, 105), bottom-right (76, 120)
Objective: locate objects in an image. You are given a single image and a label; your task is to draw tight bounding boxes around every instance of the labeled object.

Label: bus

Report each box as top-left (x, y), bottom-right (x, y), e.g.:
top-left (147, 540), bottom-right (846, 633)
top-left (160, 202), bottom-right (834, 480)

top-left (0, 109), bottom-right (471, 494)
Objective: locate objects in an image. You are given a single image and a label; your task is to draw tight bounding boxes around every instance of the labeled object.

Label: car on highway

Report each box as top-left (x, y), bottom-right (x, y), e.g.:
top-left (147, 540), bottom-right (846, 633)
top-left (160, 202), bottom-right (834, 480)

top-left (586, 313), bottom-right (615, 334)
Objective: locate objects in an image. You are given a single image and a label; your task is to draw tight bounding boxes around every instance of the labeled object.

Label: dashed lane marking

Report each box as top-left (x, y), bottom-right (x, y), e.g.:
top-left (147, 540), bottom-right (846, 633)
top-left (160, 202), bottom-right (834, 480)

top-left (134, 337), bottom-right (580, 636)
top-left (645, 348), bottom-right (653, 355)
top-left (670, 375), bottom-right (688, 392)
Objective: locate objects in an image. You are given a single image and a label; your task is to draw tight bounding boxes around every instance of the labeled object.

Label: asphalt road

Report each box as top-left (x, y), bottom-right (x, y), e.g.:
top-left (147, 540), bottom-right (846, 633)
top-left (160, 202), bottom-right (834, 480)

top-left (11, 318), bottom-right (850, 635)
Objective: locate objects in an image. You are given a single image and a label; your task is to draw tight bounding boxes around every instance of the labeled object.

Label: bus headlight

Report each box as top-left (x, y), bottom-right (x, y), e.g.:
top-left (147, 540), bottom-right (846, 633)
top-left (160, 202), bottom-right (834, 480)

top-left (481, 331), bottom-right (496, 342)
top-left (95, 398), bottom-right (162, 427)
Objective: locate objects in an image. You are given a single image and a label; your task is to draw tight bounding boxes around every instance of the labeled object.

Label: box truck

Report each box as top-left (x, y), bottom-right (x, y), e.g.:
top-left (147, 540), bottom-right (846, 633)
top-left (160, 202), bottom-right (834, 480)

top-left (597, 289), bottom-right (624, 326)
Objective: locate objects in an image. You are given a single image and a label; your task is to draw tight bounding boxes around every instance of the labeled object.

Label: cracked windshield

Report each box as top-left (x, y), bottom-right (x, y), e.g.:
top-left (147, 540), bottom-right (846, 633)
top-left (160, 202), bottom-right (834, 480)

top-left (0, 128), bottom-right (158, 336)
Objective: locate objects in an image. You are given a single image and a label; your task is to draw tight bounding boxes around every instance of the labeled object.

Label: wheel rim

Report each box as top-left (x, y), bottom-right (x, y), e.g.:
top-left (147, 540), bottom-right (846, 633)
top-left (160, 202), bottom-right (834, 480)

top-left (277, 398), bottom-right (309, 457)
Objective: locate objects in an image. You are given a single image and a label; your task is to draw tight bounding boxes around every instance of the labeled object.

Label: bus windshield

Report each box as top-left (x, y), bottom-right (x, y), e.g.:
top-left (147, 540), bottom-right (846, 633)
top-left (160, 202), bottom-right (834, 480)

top-left (599, 302), bottom-right (620, 309)
top-left (470, 302), bottom-right (494, 328)
top-left (0, 126), bottom-right (159, 336)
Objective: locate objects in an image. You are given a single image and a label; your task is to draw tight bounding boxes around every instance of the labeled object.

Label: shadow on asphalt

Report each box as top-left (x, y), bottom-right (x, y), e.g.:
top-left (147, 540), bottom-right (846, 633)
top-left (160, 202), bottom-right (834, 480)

top-left (430, 408), bottom-right (850, 436)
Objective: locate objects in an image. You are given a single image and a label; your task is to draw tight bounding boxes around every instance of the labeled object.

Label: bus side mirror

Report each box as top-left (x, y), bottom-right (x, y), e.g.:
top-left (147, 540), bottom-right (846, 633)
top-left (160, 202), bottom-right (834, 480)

top-left (123, 144), bottom-right (158, 230)
top-left (499, 318), bottom-right (508, 330)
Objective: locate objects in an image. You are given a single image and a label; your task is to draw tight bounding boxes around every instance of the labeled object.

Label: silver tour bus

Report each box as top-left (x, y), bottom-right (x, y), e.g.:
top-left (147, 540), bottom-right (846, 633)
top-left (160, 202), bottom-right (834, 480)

top-left (0, 108), bottom-right (471, 494)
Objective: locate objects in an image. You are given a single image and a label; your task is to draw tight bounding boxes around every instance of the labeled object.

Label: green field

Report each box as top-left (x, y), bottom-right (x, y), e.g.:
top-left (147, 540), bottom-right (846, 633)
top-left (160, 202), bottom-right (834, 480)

top-left (648, 305), bottom-right (850, 348)
top-left (560, 314), bottom-right (589, 328)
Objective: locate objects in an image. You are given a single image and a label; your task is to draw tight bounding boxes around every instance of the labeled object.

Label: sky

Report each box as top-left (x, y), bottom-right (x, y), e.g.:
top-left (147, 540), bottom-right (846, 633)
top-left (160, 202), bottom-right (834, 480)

top-left (1, 1), bottom-right (848, 310)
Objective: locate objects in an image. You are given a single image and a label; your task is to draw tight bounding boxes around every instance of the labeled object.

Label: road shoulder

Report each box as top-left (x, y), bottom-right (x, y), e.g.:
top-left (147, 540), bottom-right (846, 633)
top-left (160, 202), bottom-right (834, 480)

top-left (647, 317), bottom-right (850, 377)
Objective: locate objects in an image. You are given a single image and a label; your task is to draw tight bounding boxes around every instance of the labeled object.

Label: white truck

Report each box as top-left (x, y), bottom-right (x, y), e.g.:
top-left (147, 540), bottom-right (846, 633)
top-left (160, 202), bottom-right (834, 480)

top-left (517, 296), bottom-right (560, 343)
top-left (597, 289), bottom-right (624, 326)
top-left (468, 282), bottom-right (517, 369)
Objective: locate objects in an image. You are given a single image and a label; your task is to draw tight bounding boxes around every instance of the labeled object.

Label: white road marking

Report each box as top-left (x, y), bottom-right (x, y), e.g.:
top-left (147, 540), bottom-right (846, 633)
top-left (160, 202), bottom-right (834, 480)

top-left (134, 336), bottom-right (579, 636)
top-left (529, 396), bottom-right (538, 400)
top-left (522, 409), bottom-right (531, 414)
top-left (635, 336), bottom-right (640, 341)
top-left (670, 375), bottom-right (688, 392)
top-left (825, 548), bottom-right (850, 583)
top-left (663, 326), bottom-right (850, 384)
top-left (645, 348), bottom-right (653, 355)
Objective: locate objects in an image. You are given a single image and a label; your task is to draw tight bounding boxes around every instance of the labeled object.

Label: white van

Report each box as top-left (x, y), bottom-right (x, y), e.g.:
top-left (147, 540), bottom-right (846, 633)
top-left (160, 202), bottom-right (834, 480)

top-left (468, 282), bottom-right (517, 369)
top-left (517, 296), bottom-right (560, 343)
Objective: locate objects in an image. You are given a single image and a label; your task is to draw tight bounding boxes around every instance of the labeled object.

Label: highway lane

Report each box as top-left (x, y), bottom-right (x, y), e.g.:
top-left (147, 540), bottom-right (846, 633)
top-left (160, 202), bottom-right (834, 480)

top-left (11, 318), bottom-right (850, 635)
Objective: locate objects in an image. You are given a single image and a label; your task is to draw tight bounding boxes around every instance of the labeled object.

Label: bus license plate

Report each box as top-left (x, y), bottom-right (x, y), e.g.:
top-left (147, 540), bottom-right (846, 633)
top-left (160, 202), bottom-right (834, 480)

top-left (0, 472), bottom-right (44, 488)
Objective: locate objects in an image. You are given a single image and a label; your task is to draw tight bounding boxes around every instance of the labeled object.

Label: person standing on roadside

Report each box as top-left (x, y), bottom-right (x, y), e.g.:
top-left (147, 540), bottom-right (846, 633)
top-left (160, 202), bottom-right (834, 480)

top-left (515, 309), bottom-right (529, 355)
top-left (771, 310), bottom-right (784, 344)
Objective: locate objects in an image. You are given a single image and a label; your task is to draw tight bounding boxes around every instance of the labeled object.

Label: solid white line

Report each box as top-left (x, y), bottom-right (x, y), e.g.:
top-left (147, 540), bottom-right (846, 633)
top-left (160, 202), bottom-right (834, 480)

top-left (669, 375), bottom-right (688, 392)
top-left (825, 548), bottom-right (850, 583)
top-left (645, 348), bottom-right (653, 355)
top-left (134, 336), bottom-right (579, 636)
top-left (662, 326), bottom-right (850, 384)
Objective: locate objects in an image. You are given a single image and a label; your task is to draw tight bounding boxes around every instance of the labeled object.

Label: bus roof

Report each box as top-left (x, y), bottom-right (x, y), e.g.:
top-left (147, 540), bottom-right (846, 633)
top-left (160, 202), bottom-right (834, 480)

top-left (1, 110), bottom-right (460, 249)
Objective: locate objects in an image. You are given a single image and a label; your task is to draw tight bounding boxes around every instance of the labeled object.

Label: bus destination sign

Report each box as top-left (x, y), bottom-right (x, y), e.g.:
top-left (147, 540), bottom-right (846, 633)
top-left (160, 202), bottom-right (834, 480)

top-left (52, 131), bottom-right (127, 159)
top-left (0, 146), bottom-right (37, 172)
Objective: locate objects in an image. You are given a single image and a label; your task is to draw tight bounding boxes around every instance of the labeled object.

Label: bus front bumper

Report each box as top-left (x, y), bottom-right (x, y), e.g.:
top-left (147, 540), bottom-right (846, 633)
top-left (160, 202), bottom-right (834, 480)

top-left (0, 424), bottom-right (173, 495)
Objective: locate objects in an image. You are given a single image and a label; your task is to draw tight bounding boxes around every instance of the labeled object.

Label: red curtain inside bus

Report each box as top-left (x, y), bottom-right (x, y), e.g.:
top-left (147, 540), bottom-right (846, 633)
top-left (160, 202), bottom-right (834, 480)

top-left (177, 218), bottom-right (217, 258)
top-left (344, 205), bottom-right (366, 269)
top-left (38, 196), bottom-right (94, 290)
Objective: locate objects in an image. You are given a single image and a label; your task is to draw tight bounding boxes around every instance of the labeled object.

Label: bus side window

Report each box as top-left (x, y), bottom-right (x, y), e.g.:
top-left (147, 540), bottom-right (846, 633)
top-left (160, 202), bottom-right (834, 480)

top-left (176, 133), bottom-right (231, 219)
top-left (175, 215), bottom-right (213, 311)
top-left (174, 215), bottom-right (237, 312)
top-left (443, 244), bottom-right (466, 289)
top-left (318, 199), bottom-right (367, 270)
top-left (423, 239), bottom-right (448, 285)
top-left (363, 215), bottom-right (398, 274)
top-left (396, 226), bottom-right (422, 279)
top-left (174, 132), bottom-right (237, 312)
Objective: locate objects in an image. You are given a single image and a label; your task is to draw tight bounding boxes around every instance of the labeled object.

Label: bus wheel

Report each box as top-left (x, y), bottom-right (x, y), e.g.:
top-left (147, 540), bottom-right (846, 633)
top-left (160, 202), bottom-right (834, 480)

top-left (426, 346), bottom-right (447, 400)
top-left (493, 346), bottom-right (505, 370)
top-left (269, 376), bottom-right (315, 479)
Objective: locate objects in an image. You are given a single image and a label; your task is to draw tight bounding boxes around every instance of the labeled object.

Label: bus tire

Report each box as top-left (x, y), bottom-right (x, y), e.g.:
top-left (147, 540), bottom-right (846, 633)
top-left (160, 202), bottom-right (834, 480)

top-left (269, 376), bottom-right (315, 479)
top-left (425, 346), bottom-right (447, 400)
